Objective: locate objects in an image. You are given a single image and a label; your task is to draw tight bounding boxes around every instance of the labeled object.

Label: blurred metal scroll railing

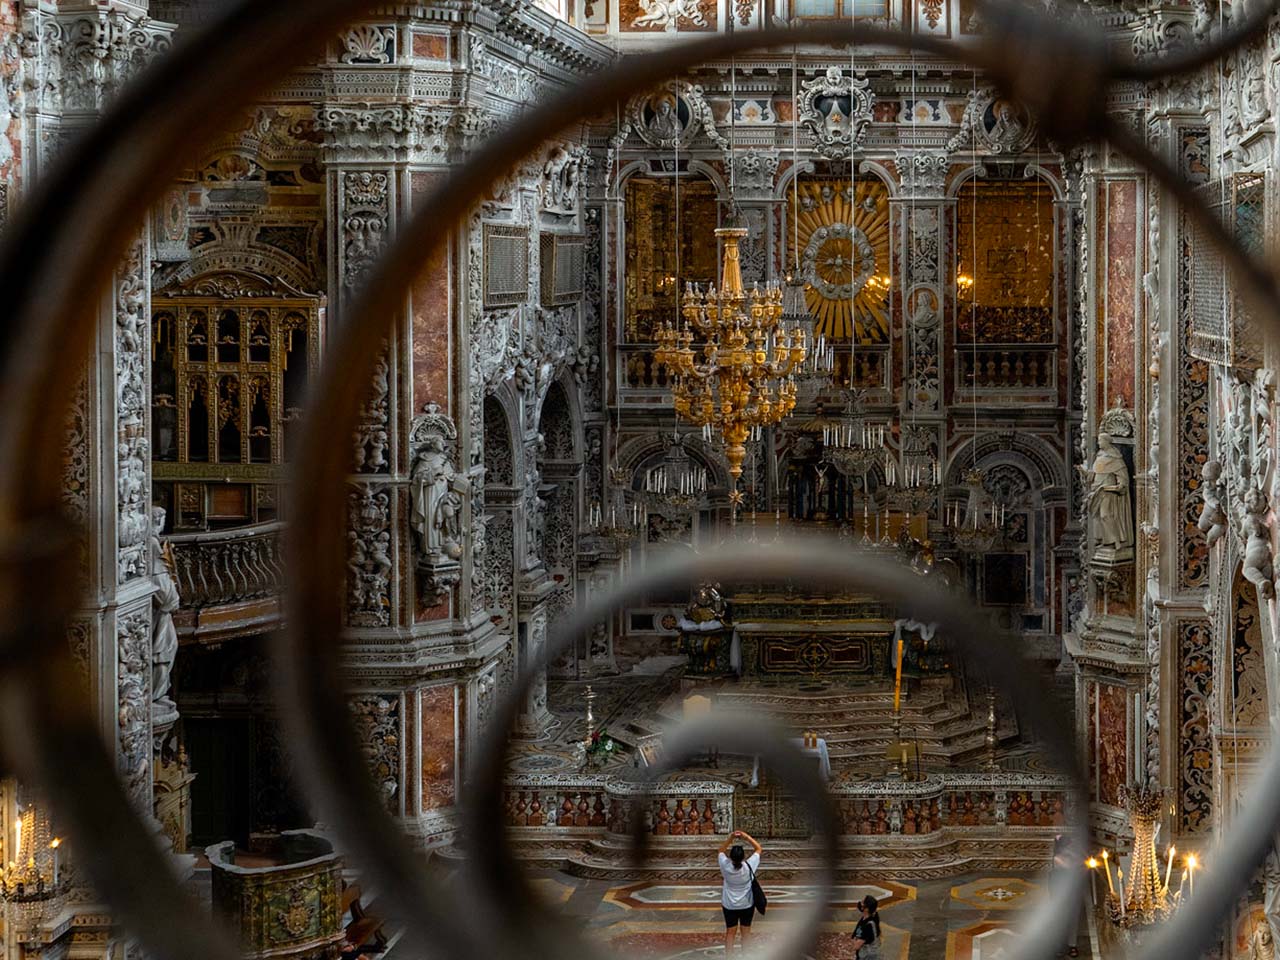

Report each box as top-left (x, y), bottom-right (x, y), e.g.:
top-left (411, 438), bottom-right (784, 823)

top-left (0, 2), bottom-right (1278, 960)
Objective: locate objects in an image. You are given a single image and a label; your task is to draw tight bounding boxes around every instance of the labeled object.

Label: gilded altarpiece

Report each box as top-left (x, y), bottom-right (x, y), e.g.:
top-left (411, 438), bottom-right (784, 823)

top-left (151, 290), bottom-right (322, 530)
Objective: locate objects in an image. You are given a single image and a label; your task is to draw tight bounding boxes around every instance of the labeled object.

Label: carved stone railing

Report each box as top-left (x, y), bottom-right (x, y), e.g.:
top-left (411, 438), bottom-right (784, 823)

top-left (956, 345), bottom-right (1057, 392)
top-left (206, 830), bottom-right (345, 960)
top-left (504, 772), bottom-right (1068, 839)
top-left (836, 774), bottom-right (1069, 836)
top-left (503, 776), bottom-right (735, 835)
top-left (620, 344), bottom-right (672, 390)
top-left (170, 521), bottom-right (285, 642)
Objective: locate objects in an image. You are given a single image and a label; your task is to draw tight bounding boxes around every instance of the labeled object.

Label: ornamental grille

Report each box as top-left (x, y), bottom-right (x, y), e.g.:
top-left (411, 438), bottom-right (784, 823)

top-left (483, 223), bottom-right (529, 308)
top-left (1187, 175), bottom-right (1264, 369)
top-left (540, 233), bottom-right (585, 306)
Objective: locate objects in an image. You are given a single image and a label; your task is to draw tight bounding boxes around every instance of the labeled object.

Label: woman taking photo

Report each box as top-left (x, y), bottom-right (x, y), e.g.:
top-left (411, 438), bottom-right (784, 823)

top-left (717, 829), bottom-right (762, 953)
top-left (851, 895), bottom-right (881, 959)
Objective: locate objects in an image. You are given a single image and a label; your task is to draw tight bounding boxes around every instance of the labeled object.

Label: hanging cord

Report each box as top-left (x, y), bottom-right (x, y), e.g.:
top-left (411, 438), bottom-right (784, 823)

top-left (848, 0), bottom-right (858, 382)
top-left (968, 69), bottom-right (980, 489)
top-left (792, 45), bottom-right (800, 278)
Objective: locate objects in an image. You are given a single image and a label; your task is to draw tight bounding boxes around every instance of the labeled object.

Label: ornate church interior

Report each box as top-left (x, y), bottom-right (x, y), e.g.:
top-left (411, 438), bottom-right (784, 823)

top-left (4, 0), bottom-right (1280, 957)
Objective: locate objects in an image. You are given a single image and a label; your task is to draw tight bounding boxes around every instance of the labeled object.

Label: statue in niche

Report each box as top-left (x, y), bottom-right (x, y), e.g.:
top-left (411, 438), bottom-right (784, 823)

top-left (149, 506), bottom-right (180, 715)
top-left (410, 434), bottom-right (469, 563)
top-left (1079, 432), bottom-right (1134, 562)
top-left (1196, 459), bottom-right (1229, 546)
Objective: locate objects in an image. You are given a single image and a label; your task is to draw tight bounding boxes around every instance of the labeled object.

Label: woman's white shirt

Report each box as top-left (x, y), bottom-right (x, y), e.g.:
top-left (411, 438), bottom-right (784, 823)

top-left (718, 852), bottom-right (761, 909)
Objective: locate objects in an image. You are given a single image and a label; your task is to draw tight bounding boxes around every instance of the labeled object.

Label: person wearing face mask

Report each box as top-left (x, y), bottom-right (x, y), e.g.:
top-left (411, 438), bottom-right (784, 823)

top-left (851, 895), bottom-right (881, 959)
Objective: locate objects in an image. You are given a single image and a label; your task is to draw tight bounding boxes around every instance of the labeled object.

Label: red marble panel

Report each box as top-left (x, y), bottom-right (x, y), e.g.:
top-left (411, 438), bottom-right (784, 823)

top-left (1105, 180), bottom-right (1137, 410)
top-left (410, 171), bottom-right (452, 416)
top-left (413, 32), bottom-right (449, 59)
top-left (1096, 682), bottom-right (1128, 807)
top-left (421, 684), bottom-right (457, 812)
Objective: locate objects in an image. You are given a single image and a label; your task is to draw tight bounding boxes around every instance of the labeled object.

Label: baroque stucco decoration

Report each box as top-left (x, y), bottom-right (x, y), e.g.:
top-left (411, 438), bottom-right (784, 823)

top-left (610, 81), bottom-right (729, 166)
top-left (947, 87), bottom-right (1037, 154)
top-left (797, 67), bottom-right (875, 160)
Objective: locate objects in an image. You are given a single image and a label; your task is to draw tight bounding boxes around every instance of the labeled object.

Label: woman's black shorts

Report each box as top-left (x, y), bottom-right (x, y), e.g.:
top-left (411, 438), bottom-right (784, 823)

top-left (723, 906), bottom-right (754, 928)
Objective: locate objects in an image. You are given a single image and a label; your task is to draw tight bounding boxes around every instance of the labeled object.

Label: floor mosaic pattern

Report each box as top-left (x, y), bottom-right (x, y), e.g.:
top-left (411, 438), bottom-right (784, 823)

top-left (497, 870), bottom-right (1091, 960)
top-left (605, 879), bottom-right (915, 910)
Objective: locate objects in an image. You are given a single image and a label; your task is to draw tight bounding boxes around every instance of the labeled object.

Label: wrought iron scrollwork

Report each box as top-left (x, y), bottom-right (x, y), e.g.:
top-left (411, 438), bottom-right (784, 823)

top-left (0, 1), bottom-right (1278, 959)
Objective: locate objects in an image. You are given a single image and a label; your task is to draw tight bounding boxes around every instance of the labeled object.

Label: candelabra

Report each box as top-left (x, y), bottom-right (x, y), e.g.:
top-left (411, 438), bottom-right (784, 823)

top-left (654, 226), bottom-right (806, 492)
top-left (784, 272), bottom-right (834, 395)
top-left (1090, 783), bottom-right (1186, 931)
top-left (946, 468), bottom-right (1001, 552)
top-left (645, 434), bottom-right (709, 514)
top-left (587, 466), bottom-right (644, 550)
top-left (822, 391), bottom-right (885, 478)
top-left (2, 803), bottom-right (64, 904)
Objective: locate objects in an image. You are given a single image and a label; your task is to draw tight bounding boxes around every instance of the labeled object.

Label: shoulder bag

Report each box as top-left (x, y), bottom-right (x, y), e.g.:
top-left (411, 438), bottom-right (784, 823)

top-left (747, 863), bottom-right (767, 915)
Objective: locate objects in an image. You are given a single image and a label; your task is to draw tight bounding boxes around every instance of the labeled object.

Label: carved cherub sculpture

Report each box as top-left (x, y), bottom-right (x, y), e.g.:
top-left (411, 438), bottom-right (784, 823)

top-left (1241, 491), bottom-right (1275, 600)
top-left (1197, 459), bottom-right (1229, 546)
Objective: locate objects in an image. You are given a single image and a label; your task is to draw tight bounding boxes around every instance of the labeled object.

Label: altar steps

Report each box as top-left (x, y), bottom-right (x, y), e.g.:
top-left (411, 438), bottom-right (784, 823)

top-left (440, 831), bottom-right (1054, 882)
top-left (713, 680), bottom-right (1018, 770)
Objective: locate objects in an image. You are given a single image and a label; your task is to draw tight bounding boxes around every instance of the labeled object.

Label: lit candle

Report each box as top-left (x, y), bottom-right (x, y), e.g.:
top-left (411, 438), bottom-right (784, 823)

top-left (1163, 844), bottom-right (1175, 894)
top-left (1187, 853), bottom-right (1197, 898)
top-left (1177, 868), bottom-right (1187, 899)
top-left (893, 637), bottom-right (905, 712)
top-left (1101, 850), bottom-right (1115, 896)
top-left (1085, 857), bottom-right (1099, 906)
top-left (1116, 868), bottom-right (1125, 918)
top-left (50, 838), bottom-right (59, 887)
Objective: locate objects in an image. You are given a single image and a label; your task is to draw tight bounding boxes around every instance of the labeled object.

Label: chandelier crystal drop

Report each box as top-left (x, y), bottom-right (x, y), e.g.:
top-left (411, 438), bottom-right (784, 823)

top-left (654, 226), bottom-right (806, 488)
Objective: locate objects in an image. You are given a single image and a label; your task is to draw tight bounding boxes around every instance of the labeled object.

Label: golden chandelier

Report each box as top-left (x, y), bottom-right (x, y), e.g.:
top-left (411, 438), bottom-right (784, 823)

top-left (654, 226), bottom-right (807, 490)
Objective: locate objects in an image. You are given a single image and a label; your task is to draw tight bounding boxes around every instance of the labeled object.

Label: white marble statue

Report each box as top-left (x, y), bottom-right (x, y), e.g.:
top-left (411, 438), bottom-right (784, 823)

top-left (1079, 432), bottom-right (1134, 561)
top-left (150, 506), bottom-right (180, 712)
top-left (1254, 913), bottom-right (1276, 960)
top-left (410, 435), bottom-right (470, 562)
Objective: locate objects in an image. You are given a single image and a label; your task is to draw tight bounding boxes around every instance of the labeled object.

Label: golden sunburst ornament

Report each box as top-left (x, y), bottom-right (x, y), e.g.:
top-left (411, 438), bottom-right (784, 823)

top-left (790, 179), bottom-right (891, 343)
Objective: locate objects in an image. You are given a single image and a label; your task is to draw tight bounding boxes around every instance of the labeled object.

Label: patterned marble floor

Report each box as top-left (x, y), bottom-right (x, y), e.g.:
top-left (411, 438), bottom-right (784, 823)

top-left (515, 869), bottom-right (1094, 960)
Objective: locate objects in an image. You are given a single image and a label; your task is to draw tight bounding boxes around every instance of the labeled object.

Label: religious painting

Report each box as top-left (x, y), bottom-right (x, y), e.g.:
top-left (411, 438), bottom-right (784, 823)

top-left (623, 176), bottom-right (718, 341)
top-left (420, 684), bottom-right (457, 812)
top-left (788, 178), bottom-right (891, 343)
top-left (981, 553), bottom-right (1027, 607)
top-left (1095, 682), bottom-right (1128, 807)
top-left (955, 180), bottom-right (1055, 343)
